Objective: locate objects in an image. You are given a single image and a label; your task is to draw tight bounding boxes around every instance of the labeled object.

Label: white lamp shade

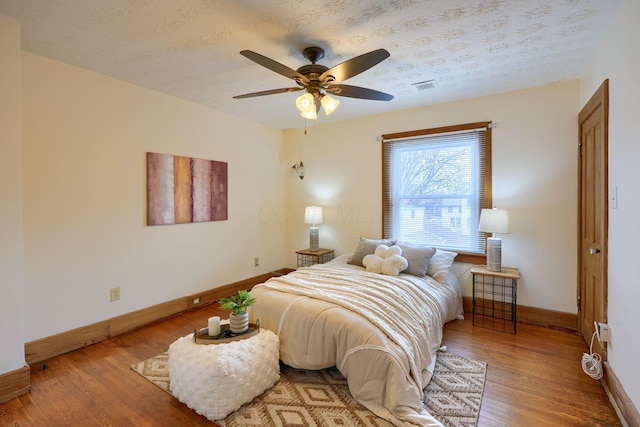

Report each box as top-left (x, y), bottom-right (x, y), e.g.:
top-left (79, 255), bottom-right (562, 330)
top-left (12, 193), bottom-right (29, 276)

top-left (300, 109), bottom-right (318, 120)
top-left (478, 208), bottom-right (510, 234)
top-left (304, 206), bottom-right (323, 225)
top-left (296, 93), bottom-right (317, 120)
top-left (320, 95), bottom-right (340, 115)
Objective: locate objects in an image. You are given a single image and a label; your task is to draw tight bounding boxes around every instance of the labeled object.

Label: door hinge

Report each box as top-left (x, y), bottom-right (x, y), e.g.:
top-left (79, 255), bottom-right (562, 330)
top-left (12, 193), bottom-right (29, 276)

top-left (577, 295), bottom-right (581, 309)
top-left (578, 144), bottom-right (583, 158)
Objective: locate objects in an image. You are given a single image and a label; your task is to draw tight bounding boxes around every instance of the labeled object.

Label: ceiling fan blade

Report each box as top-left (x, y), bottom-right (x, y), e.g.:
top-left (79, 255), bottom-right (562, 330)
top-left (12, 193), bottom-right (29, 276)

top-left (326, 84), bottom-right (394, 101)
top-left (240, 50), bottom-right (309, 84)
top-left (233, 87), bottom-right (303, 99)
top-left (320, 49), bottom-right (390, 83)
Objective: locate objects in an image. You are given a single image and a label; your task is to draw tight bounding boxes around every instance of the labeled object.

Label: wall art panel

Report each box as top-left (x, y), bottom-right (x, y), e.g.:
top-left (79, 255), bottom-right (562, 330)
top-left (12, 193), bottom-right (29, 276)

top-left (147, 152), bottom-right (228, 225)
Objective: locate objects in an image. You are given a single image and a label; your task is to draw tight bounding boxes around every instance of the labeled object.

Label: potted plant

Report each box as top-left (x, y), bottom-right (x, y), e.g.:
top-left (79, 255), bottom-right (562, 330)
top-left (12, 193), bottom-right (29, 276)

top-left (219, 290), bottom-right (255, 333)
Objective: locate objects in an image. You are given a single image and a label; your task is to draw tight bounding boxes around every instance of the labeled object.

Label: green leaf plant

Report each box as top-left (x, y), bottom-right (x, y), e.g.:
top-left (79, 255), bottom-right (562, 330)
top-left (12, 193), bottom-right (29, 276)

top-left (219, 290), bottom-right (256, 315)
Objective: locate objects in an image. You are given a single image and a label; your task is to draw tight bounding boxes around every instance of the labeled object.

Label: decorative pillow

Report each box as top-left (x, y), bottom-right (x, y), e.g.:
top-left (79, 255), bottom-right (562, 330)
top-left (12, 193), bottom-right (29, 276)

top-left (394, 242), bottom-right (436, 277)
top-left (362, 253), bottom-right (383, 273)
top-left (362, 244), bottom-right (408, 276)
top-left (381, 255), bottom-right (409, 276)
top-left (373, 244), bottom-right (402, 259)
top-left (427, 249), bottom-right (458, 283)
top-left (347, 237), bottom-right (395, 267)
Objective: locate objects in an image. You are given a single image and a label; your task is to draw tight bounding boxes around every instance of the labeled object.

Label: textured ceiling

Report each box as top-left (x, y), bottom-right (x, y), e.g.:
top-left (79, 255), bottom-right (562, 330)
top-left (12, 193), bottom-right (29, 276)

top-left (0, 0), bottom-right (623, 130)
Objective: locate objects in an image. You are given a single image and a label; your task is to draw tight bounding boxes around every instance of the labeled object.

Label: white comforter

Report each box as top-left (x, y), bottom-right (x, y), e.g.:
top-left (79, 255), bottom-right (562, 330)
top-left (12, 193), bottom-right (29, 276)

top-left (249, 255), bottom-right (462, 427)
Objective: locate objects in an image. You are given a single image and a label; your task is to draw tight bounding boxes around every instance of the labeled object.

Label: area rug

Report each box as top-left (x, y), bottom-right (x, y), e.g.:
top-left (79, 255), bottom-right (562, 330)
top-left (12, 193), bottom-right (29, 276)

top-left (132, 350), bottom-right (486, 427)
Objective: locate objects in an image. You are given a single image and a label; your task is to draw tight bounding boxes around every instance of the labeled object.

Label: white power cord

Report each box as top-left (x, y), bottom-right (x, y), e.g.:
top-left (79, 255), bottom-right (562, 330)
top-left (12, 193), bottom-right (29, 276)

top-left (581, 328), bottom-right (603, 380)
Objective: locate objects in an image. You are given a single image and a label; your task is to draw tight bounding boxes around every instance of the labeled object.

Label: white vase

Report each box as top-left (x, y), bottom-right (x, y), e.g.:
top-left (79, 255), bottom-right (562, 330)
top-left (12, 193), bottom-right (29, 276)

top-left (229, 312), bottom-right (249, 333)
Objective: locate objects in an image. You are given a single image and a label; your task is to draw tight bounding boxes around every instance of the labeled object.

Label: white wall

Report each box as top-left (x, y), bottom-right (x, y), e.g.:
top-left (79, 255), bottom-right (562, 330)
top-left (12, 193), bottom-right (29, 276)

top-left (21, 52), bottom-right (285, 342)
top-left (581, 0), bottom-right (640, 411)
top-left (0, 14), bottom-right (25, 374)
top-left (284, 81), bottom-right (579, 313)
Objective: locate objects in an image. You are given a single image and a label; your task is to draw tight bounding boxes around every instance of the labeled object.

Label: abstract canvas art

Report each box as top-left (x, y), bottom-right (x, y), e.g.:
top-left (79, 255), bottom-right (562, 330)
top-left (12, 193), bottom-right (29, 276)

top-left (147, 152), bottom-right (228, 225)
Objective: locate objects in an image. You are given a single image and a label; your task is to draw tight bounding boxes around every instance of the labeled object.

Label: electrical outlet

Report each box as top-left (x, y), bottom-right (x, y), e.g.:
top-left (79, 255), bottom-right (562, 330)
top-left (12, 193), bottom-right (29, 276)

top-left (597, 322), bottom-right (611, 343)
top-left (110, 287), bottom-right (120, 302)
top-left (193, 297), bottom-right (201, 304)
top-left (254, 257), bottom-right (260, 267)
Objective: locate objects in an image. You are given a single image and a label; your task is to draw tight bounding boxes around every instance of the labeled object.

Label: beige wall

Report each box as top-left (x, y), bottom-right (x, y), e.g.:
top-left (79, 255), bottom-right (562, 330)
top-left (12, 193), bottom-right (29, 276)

top-left (21, 52), bottom-right (285, 342)
top-left (581, 0), bottom-right (640, 411)
top-left (0, 14), bottom-right (25, 374)
top-left (284, 80), bottom-right (580, 313)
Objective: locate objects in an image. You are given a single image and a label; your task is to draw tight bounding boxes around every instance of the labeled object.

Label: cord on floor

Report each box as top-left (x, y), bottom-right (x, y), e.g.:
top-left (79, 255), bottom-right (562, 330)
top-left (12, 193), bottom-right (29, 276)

top-left (581, 330), bottom-right (603, 380)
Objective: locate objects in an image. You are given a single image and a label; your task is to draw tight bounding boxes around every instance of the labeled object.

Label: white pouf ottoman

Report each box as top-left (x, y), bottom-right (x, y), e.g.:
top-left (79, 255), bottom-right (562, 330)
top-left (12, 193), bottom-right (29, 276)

top-left (168, 328), bottom-right (279, 421)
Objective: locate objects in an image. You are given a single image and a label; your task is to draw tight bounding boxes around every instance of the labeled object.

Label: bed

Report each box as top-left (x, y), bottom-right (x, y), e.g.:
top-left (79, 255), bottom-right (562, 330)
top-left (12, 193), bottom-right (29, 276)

top-left (249, 246), bottom-right (464, 427)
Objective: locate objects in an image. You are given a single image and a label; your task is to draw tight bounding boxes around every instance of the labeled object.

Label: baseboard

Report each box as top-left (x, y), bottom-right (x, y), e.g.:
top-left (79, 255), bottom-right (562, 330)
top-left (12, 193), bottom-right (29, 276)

top-left (26, 321), bottom-right (110, 364)
top-left (0, 364), bottom-right (30, 404)
top-left (603, 361), bottom-right (640, 427)
top-left (462, 296), bottom-right (577, 331)
top-left (25, 269), bottom-right (290, 365)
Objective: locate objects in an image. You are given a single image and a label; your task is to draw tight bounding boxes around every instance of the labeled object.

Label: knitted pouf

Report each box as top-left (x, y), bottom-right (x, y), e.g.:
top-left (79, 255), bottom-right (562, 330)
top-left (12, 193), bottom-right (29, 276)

top-left (168, 328), bottom-right (280, 421)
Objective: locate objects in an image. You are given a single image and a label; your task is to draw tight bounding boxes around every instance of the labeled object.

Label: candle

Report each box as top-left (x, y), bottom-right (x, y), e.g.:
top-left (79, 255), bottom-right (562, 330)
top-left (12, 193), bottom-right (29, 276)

top-left (208, 316), bottom-right (220, 336)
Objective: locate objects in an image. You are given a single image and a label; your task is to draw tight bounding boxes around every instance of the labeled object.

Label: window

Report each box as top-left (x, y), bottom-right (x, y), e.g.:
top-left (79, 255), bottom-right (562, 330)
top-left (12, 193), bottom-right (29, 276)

top-left (382, 122), bottom-right (492, 258)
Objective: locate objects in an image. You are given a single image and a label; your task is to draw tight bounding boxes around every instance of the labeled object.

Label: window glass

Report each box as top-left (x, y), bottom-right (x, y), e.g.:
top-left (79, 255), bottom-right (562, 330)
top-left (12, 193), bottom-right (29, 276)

top-left (382, 122), bottom-right (491, 255)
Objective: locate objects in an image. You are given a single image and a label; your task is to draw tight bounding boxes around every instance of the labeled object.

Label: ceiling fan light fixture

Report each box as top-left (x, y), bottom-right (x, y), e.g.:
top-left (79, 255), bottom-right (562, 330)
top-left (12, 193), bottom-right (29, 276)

top-left (300, 109), bottom-right (318, 120)
top-left (296, 93), bottom-right (316, 113)
top-left (320, 94), bottom-right (340, 115)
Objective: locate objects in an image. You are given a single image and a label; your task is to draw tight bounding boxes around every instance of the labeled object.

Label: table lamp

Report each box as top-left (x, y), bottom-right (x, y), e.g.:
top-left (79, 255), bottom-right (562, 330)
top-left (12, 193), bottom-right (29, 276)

top-left (304, 206), bottom-right (323, 251)
top-left (478, 208), bottom-right (510, 272)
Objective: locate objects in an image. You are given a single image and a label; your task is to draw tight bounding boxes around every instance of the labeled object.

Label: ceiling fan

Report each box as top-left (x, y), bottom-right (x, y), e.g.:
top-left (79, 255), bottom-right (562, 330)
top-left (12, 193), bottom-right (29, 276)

top-left (233, 46), bottom-right (394, 119)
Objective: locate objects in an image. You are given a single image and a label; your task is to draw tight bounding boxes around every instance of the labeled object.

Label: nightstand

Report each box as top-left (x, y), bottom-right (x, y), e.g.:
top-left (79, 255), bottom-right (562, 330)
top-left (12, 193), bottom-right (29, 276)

top-left (296, 248), bottom-right (334, 268)
top-left (471, 265), bottom-right (520, 333)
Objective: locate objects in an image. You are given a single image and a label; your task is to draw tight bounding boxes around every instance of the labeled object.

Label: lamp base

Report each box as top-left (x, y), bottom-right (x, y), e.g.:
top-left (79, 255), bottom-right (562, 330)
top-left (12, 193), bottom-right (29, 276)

top-left (486, 237), bottom-right (502, 272)
top-left (309, 227), bottom-right (319, 252)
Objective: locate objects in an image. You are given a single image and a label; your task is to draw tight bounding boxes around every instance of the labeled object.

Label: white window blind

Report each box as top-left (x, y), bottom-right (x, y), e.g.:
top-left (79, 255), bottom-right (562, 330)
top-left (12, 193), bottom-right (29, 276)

top-left (382, 123), bottom-right (491, 254)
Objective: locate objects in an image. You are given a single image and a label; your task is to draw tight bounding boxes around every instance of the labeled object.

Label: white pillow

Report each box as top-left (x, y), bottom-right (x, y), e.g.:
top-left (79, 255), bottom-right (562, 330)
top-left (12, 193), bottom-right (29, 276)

top-left (362, 245), bottom-right (408, 276)
top-left (427, 249), bottom-right (458, 283)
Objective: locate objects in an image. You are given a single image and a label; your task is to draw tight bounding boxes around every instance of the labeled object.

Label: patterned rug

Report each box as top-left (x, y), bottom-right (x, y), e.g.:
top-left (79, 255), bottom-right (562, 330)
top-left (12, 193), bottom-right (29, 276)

top-left (132, 350), bottom-right (486, 427)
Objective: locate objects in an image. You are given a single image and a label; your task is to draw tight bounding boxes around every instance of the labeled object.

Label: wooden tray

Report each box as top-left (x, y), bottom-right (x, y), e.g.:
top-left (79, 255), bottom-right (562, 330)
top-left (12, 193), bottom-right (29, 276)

top-left (193, 321), bottom-right (260, 345)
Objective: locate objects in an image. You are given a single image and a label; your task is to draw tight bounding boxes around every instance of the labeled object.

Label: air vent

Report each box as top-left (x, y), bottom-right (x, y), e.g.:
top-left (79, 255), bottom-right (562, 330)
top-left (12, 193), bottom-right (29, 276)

top-left (412, 79), bottom-right (438, 91)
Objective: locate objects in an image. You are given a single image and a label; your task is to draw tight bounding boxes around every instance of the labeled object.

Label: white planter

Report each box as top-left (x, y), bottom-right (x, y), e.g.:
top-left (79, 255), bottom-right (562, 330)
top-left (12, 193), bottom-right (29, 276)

top-left (229, 312), bottom-right (249, 333)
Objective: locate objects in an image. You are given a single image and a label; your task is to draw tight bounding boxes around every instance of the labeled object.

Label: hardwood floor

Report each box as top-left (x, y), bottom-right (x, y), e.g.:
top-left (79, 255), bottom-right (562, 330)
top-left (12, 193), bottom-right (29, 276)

top-left (0, 303), bottom-right (621, 426)
top-left (443, 320), bottom-right (620, 426)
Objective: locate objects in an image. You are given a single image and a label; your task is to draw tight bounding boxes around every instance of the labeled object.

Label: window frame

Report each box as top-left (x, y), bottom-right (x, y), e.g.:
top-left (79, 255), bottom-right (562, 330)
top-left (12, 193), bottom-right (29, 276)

top-left (381, 121), bottom-right (492, 264)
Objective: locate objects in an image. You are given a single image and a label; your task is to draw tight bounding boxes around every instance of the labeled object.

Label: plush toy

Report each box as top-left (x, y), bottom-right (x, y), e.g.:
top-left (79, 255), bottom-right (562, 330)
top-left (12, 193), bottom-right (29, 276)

top-left (362, 244), bottom-right (408, 276)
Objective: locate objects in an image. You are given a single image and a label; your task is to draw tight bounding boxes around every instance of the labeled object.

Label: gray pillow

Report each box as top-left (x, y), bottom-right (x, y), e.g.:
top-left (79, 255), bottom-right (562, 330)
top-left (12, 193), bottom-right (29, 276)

top-left (348, 237), bottom-right (395, 267)
top-left (394, 242), bottom-right (436, 277)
